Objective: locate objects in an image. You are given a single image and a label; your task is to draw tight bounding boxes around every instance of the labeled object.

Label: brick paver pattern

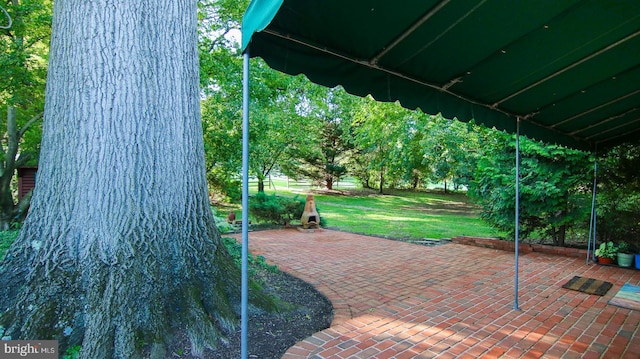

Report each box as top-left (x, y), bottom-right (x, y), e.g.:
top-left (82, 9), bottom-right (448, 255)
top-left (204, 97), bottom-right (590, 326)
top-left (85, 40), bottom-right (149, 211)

top-left (234, 229), bottom-right (640, 358)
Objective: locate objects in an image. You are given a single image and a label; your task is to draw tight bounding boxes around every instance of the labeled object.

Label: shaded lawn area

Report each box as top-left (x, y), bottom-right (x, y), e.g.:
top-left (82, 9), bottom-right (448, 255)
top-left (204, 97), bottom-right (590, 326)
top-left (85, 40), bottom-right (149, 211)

top-left (261, 188), bottom-right (504, 240)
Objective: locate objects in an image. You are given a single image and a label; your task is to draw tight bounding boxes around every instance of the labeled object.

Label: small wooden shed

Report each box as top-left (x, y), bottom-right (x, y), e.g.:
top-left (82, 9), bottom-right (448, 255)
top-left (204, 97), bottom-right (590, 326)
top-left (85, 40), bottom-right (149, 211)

top-left (17, 166), bottom-right (37, 200)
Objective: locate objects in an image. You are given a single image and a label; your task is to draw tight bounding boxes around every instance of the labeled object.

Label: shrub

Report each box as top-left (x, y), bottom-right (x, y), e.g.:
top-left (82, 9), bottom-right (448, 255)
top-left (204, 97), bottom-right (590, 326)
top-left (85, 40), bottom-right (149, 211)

top-left (0, 230), bottom-right (19, 260)
top-left (211, 207), bottom-right (236, 233)
top-left (63, 345), bottom-right (81, 359)
top-left (249, 192), bottom-right (305, 225)
top-left (221, 236), bottom-right (277, 273)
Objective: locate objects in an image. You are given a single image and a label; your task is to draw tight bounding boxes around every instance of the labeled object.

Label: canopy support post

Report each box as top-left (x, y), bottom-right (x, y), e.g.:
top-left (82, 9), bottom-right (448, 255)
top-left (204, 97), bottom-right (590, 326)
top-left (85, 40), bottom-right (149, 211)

top-left (241, 50), bottom-right (250, 359)
top-left (587, 158), bottom-right (598, 263)
top-left (514, 118), bottom-right (521, 311)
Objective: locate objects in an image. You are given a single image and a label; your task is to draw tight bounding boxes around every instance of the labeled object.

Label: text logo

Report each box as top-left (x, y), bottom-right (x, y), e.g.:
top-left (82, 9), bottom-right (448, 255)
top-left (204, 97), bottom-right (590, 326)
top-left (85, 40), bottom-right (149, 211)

top-left (1, 341), bottom-right (57, 358)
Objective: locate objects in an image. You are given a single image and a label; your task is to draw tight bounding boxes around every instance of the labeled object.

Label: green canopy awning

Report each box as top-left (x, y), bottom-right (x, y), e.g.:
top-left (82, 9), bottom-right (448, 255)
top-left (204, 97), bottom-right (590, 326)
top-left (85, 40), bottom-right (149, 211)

top-left (242, 0), bottom-right (640, 151)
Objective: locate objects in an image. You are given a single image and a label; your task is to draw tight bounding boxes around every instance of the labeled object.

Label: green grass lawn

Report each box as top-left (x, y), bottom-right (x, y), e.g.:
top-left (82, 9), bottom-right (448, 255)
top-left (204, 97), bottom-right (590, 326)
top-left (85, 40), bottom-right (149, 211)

top-left (312, 190), bottom-right (501, 240)
top-left (250, 181), bottom-right (503, 240)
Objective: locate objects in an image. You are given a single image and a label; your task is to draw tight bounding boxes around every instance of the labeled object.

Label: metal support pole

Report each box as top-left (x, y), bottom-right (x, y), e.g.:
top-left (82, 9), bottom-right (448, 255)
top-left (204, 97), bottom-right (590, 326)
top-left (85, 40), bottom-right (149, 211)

top-left (240, 50), bottom-right (250, 359)
top-left (587, 159), bottom-right (598, 263)
top-left (514, 118), bottom-right (521, 311)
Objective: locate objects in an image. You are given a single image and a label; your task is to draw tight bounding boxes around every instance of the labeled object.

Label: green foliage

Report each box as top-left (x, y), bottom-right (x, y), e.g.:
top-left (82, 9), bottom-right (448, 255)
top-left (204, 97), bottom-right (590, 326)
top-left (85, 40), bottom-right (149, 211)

top-left (248, 192), bottom-right (306, 225)
top-left (0, 229), bottom-right (19, 259)
top-left (595, 143), bottom-right (640, 247)
top-left (198, 0), bottom-right (333, 197)
top-left (217, 202), bottom-right (286, 313)
top-left (221, 236), bottom-right (277, 274)
top-left (0, 0), bottom-right (50, 160)
top-left (286, 88), bottom-right (356, 190)
top-left (349, 99), bottom-right (485, 193)
top-left (469, 132), bottom-right (592, 244)
top-left (62, 345), bottom-right (81, 359)
top-left (616, 241), bottom-right (634, 254)
top-left (351, 97), bottom-right (415, 192)
top-left (200, 53), bottom-right (243, 200)
top-left (211, 207), bottom-right (236, 234)
top-left (0, 0), bottom-right (51, 228)
top-left (419, 115), bottom-right (483, 191)
top-left (200, 51), bottom-right (319, 197)
top-left (595, 241), bottom-right (618, 259)
top-left (248, 86), bottom-right (311, 193)
top-left (198, 0), bottom-right (246, 200)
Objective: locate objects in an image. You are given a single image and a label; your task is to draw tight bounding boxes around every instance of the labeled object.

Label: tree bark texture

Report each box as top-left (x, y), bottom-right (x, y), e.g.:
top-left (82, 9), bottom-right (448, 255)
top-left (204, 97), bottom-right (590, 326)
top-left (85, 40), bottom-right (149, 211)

top-left (0, 1), bottom-right (240, 357)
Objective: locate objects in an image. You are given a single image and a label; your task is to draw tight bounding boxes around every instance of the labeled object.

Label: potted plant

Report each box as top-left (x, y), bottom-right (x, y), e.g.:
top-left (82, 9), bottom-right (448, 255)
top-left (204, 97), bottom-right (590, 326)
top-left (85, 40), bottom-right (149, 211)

top-left (595, 241), bottom-right (618, 265)
top-left (616, 242), bottom-right (634, 268)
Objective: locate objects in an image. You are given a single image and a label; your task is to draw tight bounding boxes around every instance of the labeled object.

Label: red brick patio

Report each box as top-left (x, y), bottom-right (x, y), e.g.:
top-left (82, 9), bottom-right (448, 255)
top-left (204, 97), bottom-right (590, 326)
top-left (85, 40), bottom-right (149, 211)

top-left (234, 229), bottom-right (640, 358)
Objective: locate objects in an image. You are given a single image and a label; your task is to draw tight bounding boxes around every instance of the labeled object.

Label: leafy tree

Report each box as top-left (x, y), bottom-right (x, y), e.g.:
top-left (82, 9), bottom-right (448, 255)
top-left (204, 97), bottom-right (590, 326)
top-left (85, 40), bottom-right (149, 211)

top-left (0, 1), bottom-right (274, 357)
top-left (199, 43), bottom-right (244, 200)
top-left (595, 142), bottom-right (640, 246)
top-left (201, 92), bottom-right (243, 200)
top-left (247, 66), bottom-right (318, 192)
top-left (284, 87), bottom-right (356, 190)
top-left (352, 97), bottom-right (420, 193)
top-left (199, 0), bottom-right (318, 195)
top-left (469, 132), bottom-right (592, 245)
top-left (0, 0), bottom-right (50, 228)
top-left (198, 0), bottom-right (247, 200)
top-left (202, 55), bottom-right (318, 195)
top-left (394, 112), bottom-right (431, 189)
top-left (419, 115), bottom-right (481, 192)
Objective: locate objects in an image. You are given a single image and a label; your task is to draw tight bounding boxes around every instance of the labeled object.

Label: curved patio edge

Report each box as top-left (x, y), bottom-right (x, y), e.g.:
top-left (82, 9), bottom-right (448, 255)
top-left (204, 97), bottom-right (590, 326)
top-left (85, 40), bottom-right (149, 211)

top-left (237, 229), bottom-right (640, 358)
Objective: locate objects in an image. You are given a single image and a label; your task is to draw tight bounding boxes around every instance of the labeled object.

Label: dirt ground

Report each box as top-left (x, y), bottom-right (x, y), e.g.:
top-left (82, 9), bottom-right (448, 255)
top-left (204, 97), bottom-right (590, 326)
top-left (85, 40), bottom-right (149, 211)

top-left (165, 268), bottom-right (333, 358)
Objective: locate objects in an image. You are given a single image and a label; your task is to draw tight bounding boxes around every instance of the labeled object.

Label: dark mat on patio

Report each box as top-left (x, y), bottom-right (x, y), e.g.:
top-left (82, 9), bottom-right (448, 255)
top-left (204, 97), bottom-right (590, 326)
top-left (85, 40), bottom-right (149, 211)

top-left (609, 283), bottom-right (640, 311)
top-left (562, 276), bottom-right (613, 296)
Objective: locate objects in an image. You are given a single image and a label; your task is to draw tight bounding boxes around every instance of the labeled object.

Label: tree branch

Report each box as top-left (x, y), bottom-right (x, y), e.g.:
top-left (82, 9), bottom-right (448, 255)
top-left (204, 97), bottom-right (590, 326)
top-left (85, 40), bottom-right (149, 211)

top-left (13, 188), bottom-right (32, 222)
top-left (0, 4), bottom-right (12, 29)
top-left (18, 111), bottom-right (43, 139)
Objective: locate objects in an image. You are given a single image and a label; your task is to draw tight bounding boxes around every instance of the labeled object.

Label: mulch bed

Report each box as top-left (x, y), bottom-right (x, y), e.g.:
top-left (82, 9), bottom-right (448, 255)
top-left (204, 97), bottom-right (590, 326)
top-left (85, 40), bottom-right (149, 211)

top-left (165, 268), bottom-right (334, 358)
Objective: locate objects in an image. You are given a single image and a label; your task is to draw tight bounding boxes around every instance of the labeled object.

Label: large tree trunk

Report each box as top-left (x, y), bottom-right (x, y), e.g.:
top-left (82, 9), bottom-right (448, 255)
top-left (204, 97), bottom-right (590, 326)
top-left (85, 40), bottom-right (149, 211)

top-left (0, 1), bottom-right (240, 358)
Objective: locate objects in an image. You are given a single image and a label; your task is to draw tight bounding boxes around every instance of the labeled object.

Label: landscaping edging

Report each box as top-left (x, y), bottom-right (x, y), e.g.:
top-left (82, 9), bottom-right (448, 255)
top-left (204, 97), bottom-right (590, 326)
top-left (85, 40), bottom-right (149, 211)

top-left (451, 236), bottom-right (588, 258)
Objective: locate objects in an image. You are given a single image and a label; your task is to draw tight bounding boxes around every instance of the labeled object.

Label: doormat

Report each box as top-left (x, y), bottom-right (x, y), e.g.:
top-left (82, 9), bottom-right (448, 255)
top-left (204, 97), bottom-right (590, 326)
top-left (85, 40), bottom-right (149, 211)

top-left (562, 276), bottom-right (613, 296)
top-left (609, 283), bottom-right (640, 311)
